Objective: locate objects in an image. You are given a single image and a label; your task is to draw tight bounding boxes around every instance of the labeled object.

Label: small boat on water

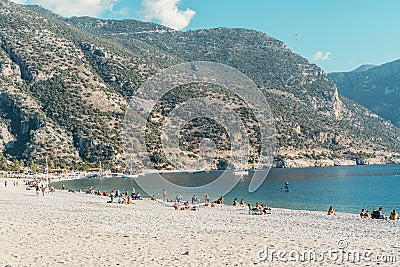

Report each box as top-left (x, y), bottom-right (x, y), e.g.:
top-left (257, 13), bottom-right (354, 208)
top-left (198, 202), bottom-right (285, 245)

top-left (122, 174), bottom-right (139, 179)
top-left (233, 170), bottom-right (249, 176)
top-left (87, 173), bottom-right (102, 179)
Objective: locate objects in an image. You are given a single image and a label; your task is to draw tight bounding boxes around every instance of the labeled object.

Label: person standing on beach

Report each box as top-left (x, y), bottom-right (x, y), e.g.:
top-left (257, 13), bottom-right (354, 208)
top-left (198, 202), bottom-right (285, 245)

top-left (41, 185), bottom-right (46, 196)
top-left (163, 189), bottom-right (167, 201)
top-left (4, 180), bottom-right (7, 187)
top-left (205, 193), bottom-right (209, 203)
top-left (35, 185), bottom-right (40, 196)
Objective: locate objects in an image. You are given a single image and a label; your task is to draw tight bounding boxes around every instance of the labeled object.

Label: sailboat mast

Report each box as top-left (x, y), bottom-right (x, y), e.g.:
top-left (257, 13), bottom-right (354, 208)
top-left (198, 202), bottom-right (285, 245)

top-left (45, 156), bottom-right (49, 189)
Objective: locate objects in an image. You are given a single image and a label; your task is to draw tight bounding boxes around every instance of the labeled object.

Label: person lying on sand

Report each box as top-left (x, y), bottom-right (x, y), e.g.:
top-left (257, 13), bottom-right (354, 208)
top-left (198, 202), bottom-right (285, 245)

top-left (327, 206), bottom-right (337, 216)
top-left (248, 203), bottom-right (260, 214)
top-left (181, 201), bottom-right (190, 210)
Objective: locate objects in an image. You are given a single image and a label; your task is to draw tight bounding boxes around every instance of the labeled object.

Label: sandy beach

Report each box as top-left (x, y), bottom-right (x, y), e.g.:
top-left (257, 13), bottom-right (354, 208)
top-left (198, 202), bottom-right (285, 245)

top-left (0, 178), bottom-right (399, 266)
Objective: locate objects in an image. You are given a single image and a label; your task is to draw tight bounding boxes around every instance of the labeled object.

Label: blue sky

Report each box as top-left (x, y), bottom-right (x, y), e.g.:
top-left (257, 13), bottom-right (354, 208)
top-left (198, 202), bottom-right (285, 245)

top-left (16, 0), bottom-right (400, 73)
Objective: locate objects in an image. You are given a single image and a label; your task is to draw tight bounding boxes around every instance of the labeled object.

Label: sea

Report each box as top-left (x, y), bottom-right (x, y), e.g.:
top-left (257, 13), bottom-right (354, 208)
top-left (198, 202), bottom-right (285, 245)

top-left (51, 164), bottom-right (400, 214)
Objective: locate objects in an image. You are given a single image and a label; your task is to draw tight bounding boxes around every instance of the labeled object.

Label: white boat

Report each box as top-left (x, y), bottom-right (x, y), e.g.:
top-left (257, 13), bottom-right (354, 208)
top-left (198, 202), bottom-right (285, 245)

top-left (122, 174), bottom-right (139, 179)
top-left (233, 170), bottom-right (249, 176)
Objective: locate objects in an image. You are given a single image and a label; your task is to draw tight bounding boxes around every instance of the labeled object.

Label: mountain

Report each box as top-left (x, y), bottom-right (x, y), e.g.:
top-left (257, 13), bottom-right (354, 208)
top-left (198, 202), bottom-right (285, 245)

top-left (329, 60), bottom-right (400, 127)
top-left (350, 64), bottom-right (377, 73)
top-left (0, 0), bottom-right (399, 171)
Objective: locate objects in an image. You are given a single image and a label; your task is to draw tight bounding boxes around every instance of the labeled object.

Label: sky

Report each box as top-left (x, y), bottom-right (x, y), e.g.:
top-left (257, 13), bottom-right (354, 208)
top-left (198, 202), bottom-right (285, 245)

top-left (12, 0), bottom-right (400, 73)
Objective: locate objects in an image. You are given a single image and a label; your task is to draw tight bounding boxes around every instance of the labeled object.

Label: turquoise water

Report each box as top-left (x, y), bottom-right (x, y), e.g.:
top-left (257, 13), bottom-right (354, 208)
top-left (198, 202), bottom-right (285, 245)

top-left (52, 164), bottom-right (400, 214)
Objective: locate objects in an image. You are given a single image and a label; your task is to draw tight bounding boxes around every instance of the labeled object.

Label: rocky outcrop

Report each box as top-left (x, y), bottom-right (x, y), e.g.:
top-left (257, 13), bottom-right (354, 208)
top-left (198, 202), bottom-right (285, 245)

top-left (333, 159), bottom-right (356, 166)
top-left (1, 42), bottom-right (35, 82)
top-left (0, 120), bottom-right (15, 150)
top-left (332, 87), bottom-right (343, 119)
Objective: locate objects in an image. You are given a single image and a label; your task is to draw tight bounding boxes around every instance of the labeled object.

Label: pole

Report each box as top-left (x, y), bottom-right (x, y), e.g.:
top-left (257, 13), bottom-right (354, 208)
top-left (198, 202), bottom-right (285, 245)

top-left (45, 156), bottom-right (49, 191)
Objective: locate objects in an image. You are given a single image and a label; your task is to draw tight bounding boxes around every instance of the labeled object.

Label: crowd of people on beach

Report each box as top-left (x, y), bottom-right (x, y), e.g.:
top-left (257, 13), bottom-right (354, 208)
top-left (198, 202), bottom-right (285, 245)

top-left (248, 202), bottom-right (271, 215)
top-left (325, 205), bottom-right (399, 221)
top-left (0, 180), bottom-right (265, 216)
top-left (100, 187), bottom-right (142, 204)
top-left (2, 177), bottom-right (56, 196)
top-left (142, 190), bottom-right (273, 215)
top-left (58, 183), bottom-right (400, 220)
top-left (6, 178), bottom-right (399, 221)
top-left (360, 207), bottom-right (399, 220)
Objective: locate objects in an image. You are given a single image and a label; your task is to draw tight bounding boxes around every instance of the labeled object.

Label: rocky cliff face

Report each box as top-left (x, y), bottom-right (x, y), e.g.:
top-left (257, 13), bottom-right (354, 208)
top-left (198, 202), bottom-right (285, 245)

top-left (329, 59), bottom-right (400, 127)
top-left (0, 0), bottom-right (399, 169)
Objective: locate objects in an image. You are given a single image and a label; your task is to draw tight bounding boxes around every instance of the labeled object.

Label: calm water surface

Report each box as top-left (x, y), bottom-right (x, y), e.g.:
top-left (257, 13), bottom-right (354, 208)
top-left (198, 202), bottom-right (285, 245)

top-left (52, 164), bottom-right (400, 214)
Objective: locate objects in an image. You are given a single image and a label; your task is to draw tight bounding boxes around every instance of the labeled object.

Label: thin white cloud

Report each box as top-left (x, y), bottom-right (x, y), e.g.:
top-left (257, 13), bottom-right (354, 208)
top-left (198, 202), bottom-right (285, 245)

top-left (141, 0), bottom-right (196, 30)
top-left (10, 0), bottom-right (26, 4)
top-left (23, 0), bottom-right (119, 18)
top-left (312, 51), bottom-right (333, 61)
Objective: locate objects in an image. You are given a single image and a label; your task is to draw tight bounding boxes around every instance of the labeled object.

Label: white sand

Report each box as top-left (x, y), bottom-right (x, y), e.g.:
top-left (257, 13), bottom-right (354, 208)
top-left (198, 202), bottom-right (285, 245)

top-left (0, 178), bottom-right (399, 266)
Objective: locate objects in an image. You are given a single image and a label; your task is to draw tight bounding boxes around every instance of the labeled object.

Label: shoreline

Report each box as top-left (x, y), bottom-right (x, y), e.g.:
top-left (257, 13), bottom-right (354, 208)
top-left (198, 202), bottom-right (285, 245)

top-left (2, 163), bottom-right (399, 217)
top-left (0, 183), bottom-right (399, 266)
top-left (1, 161), bottom-right (399, 181)
top-left (6, 173), bottom-right (396, 217)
